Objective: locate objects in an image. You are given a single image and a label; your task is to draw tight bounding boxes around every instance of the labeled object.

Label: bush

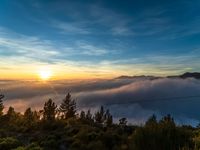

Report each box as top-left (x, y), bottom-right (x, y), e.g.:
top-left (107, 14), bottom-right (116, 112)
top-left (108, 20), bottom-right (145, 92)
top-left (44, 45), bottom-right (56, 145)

top-left (0, 137), bottom-right (21, 150)
top-left (13, 143), bottom-right (43, 150)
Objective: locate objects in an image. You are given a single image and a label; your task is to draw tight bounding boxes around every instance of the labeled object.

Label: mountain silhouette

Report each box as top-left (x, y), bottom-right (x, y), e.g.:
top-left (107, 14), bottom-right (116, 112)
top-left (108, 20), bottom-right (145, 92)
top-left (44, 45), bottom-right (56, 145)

top-left (179, 72), bottom-right (200, 79)
top-left (116, 72), bottom-right (200, 80)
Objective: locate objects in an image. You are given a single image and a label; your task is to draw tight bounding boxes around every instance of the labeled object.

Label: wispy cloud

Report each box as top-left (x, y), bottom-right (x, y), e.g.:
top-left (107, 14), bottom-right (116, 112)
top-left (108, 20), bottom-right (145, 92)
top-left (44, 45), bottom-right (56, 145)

top-left (52, 20), bottom-right (91, 35)
top-left (133, 7), bottom-right (200, 38)
top-left (97, 51), bottom-right (200, 76)
top-left (1, 26), bottom-right (199, 78)
top-left (30, 1), bottom-right (200, 39)
top-left (50, 3), bottom-right (133, 36)
top-left (0, 27), bottom-right (60, 62)
top-left (76, 41), bottom-right (109, 56)
top-left (0, 27), bottom-right (112, 60)
top-left (0, 27), bottom-right (121, 79)
top-left (89, 5), bottom-right (133, 36)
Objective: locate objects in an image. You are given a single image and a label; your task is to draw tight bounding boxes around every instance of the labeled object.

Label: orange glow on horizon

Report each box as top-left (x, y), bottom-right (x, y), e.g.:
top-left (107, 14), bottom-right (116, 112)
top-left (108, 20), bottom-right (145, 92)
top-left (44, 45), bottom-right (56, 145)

top-left (0, 69), bottom-right (117, 80)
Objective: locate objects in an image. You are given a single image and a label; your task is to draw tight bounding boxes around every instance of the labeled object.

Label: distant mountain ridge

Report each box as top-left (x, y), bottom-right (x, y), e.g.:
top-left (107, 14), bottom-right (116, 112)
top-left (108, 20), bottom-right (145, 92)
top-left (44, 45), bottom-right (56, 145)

top-left (116, 72), bottom-right (200, 80)
top-left (115, 75), bottom-right (160, 80)
top-left (179, 72), bottom-right (200, 79)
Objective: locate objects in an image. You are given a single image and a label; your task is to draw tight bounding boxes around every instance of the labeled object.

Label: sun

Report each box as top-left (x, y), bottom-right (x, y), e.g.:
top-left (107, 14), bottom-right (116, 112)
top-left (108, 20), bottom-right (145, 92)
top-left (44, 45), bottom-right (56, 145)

top-left (38, 68), bottom-right (52, 80)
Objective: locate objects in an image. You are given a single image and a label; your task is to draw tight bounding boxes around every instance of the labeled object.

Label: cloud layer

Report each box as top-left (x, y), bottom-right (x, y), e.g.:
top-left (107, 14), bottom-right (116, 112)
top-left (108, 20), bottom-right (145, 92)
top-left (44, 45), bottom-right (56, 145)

top-left (1, 77), bottom-right (200, 125)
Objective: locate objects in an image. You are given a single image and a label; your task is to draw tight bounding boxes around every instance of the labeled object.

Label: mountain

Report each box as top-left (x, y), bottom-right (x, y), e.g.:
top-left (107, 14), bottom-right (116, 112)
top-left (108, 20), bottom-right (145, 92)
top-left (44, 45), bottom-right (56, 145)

top-left (115, 75), bottom-right (160, 80)
top-left (179, 72), bottom-right (200, 79)
top-left (116, 72), bottom-right (200, 80)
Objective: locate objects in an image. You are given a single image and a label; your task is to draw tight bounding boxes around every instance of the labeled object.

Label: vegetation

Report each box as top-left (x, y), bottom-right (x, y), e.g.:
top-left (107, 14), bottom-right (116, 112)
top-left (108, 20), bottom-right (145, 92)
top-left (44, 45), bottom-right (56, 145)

top-left (0, 93), bottom-right (199, 150)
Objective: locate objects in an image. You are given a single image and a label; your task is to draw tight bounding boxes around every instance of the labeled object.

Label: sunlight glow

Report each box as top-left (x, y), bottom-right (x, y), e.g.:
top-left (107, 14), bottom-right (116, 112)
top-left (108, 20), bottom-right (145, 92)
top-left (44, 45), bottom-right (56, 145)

top-left (38, 68), bottom-right (52, 80)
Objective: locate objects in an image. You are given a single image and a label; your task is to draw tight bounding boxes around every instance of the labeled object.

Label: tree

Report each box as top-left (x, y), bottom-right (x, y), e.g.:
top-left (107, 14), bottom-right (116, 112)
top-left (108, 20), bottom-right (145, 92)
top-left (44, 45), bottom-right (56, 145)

top-left (145, 114), bottom-right (157, 127)
top-left (159, 114), bottom-right (175, 127)
top-left (80, 111), bottom-right (86, 120)
top-left (43, 99), bottom-right (57, 121)
top-left (119, 118), bottom-right (127, 126)
top-left (6, 107), bottom-right (16, 120)
top-left (94, 106), bottom-right (105, 124)
top-left (24, 108), bottom-right (34, 122)
top-left (85, 109), bottom-right (93, 123)
top-left (33, 110), bottom-right (40, 121)
top-left (59, 93), bottom-right (76, 119)
top-left (86, 110), bottom-right (92, 119)
top-left (0, 94), bottom-right (4, 116)
top-left (5, 106), bottom-right (21, 127)
top-left (104, 109), bottom-right (113, 127)
top-left (24, 108), bottom-right (39, 127)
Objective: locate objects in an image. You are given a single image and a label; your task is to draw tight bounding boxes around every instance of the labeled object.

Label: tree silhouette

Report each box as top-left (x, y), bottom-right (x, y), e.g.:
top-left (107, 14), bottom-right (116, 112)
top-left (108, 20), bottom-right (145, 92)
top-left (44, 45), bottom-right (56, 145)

top-left (0, 94), bottom-right (4, 116)
top-left (145, 114), bottom-right (157, 127)
top-left (6, 107), bottom-right (16, 119)
top-left (80, 111), bottom-right (86, 120)
top-left (85, 109), bottom-right (93, 123)
top-left (24, 107), bottom-right (38, 127)
top-left (104, 109), bottom-right (113, 127)
top-left (59, 93), bottom-right (76, 119)
top-left (119, 117), bottom-right (127, 126)
top-left (43, 99), bottom-right (57, 121)
top-left (5, 106), bottom-right (19, 126)
top-left (95, 106), bottom-right (105, 124)
top-left (159, 114), bottom-right (175, 126)
top-left (24, 108), bottom-right (33, 121)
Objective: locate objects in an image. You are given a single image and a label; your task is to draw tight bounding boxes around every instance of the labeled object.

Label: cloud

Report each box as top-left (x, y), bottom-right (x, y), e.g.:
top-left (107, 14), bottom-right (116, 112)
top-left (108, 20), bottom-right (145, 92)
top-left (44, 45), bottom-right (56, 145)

top-left (76, 41), bottom-right (109, 56)
top-left (0, 27), bottom-right (199, 78)
top-left (89, 5), bottom-right (133, 36)
top-left (76, 78), bottom-right (200, 126)
top-left (0, 27), bottom-right (61, 63)
top-left (50, 3), bottom-right (133, 36)
top-left (1, 77), bottom-right (200, 125)
top-left (52, 20), bottom-right (91, 35)
top-left (76, 78), bottom-right (200, 105)
top-left (0, 27), bottom-right (114, 60)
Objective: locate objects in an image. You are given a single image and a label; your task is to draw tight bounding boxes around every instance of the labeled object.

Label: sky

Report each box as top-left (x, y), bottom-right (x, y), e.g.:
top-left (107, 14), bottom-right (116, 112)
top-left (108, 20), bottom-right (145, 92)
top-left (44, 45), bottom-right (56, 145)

top-left (0, 0), bottom-right (200, 79)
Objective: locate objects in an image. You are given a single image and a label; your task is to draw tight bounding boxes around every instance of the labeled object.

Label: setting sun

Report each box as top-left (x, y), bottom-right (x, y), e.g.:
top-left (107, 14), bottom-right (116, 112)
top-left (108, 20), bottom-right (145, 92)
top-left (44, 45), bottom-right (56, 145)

top-left (38, 68), bottom-right (52, 80)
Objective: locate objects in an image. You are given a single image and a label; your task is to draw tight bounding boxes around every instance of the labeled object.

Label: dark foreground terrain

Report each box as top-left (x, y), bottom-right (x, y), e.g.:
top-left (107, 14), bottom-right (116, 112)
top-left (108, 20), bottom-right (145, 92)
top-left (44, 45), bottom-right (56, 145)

top-left (0, 93), bottom-right (200, 150)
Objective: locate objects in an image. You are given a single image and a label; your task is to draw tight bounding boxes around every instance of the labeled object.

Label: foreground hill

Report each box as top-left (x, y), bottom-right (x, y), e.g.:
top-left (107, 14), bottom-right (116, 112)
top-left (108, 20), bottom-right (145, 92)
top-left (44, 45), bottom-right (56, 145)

top-left (0, 93), bottom-right (200, 150)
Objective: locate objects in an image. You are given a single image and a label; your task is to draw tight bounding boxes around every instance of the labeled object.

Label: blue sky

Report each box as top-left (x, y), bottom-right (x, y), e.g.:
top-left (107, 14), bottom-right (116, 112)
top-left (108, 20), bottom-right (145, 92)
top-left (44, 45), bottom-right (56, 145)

top-left (0, 0), bottom-right (200, 79)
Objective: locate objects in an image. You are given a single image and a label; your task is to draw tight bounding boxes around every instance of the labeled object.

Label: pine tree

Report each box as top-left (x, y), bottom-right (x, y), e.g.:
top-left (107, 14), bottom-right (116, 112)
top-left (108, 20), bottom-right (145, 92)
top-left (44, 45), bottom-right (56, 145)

top-left (104, 109), bottom-right (113, 127)
top-left (24, 108), bottom-right (33, 122)
top-left (145, 114), bottom-right (157, 127)
top-left (80, 111), bottom-right (86, 120)
top-left (160, 114), bottom-right (175, 126)
top-left (43, 99), bottom-right (57, 121)
top-left (94, 106), bottom-right (105, 124)
top-left (59, 93), bottom-right (76, 119)
top-left (86, 109), bottom-right (93, 122)
top-left (6, 107), bottom-right (17, 123)
top-left (0, 94), bottom-right (4, 116)
top-left (24, 108), bottom-right (36, 126)
top-left (7, 107), bottom-right (15, 117)
top-left (33, 110), bottom-right (40, 121)
top-left (119, 117), bottom-right (127, 126)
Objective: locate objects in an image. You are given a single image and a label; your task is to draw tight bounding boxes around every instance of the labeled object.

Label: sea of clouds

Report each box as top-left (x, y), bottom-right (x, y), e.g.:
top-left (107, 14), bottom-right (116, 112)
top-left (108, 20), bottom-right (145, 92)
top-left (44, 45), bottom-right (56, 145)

top-left (1, 77), bottom-right (200, 126)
